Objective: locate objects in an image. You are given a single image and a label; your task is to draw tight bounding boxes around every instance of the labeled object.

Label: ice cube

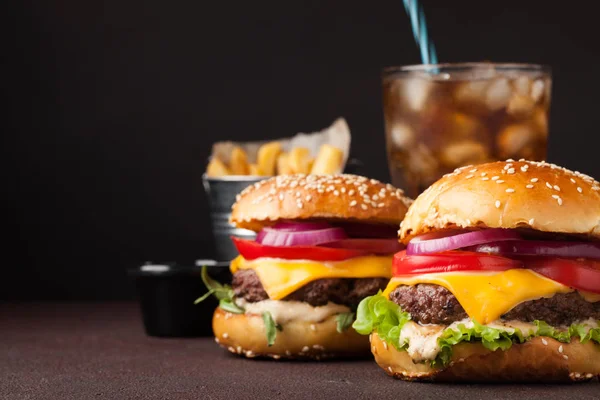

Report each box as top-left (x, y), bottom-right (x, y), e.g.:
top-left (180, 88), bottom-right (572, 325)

top-left (513, 76), bottom-right (532, 97)
top-left (402, 78), bottom-right (432, 112)
top-left (389, 123), bottom-right (415, 149)
top-left (485, 78), bottom-right (512, 111)
top-left (507, 94), bottom-right (535, 117)
top-left (439, 140), bottom-right (490, 168)
top-left (496, 124), bottom-right (537, 159)
top-left (455, 80), bottom-right (489, 104)
top-left (533, 108), bottom-right (549, 137)
top-left (409, 143), bottom-right (439, 180)
top-left (530, 80), bottom-right (545, 102)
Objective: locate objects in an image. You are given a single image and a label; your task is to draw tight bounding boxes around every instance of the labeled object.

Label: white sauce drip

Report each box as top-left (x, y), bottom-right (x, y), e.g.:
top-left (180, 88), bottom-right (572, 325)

top-left (236, 299), bottom-right (350, 325)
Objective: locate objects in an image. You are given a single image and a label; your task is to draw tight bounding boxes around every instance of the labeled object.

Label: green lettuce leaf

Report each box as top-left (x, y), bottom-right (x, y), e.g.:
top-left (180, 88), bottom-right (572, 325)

top-left (195, 266), bottom-right (244, 314)
top-left (353, 294), bottom-right (600, 368)
top-left (352, 293), bottom-right (411, 350)
top-left (335, 312), bottom-right (355, 333)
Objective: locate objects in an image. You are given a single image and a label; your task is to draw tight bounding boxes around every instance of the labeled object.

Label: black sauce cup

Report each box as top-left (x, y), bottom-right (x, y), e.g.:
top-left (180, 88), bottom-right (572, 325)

top-left (129, 260), bottom-right (231, 337)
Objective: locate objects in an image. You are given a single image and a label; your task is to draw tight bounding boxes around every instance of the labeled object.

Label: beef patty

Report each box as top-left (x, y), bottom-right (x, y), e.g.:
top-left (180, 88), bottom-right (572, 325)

top-left (389, 284), bottom-right (600, 326)
top-left (232, 269), bottom-right (388, 308)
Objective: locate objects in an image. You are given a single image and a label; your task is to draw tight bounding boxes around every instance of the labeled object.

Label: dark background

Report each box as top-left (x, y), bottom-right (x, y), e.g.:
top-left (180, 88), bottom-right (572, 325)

top-left (4, 0), bottom-right (599, 300)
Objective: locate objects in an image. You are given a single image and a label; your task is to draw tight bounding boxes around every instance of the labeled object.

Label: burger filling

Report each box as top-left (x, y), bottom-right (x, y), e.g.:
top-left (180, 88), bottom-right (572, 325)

top-left (199, 220), bottom-right (402, 347)
top-left (352, 228), bottom-right (600, 368)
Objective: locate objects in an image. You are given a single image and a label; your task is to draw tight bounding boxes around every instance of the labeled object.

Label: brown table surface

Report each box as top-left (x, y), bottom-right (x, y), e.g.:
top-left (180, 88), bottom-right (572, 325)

top-left (1, 302), bottom-right (598, 400)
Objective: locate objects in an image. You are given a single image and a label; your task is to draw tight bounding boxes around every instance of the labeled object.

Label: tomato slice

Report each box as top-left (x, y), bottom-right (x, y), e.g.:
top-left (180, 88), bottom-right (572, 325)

top-left (231, 237), bottom-right (369, 261)
top-left (392, 250), bottom-right (523, 276)
top-left (525, 257), bottom-right (600, 294)
top-left (319, 239), bottom-right (404, 255)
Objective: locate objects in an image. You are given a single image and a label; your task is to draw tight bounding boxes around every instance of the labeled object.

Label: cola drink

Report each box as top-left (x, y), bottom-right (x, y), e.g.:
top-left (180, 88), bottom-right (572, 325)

top-left (383, 63), bottom-right (551, 198)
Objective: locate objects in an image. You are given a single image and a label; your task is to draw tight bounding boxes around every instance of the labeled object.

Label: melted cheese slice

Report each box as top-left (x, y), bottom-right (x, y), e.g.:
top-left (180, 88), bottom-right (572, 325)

top-left (230, 255), bottom-right (392, 300)
top-left (383, 270), bottom-right (573, 324)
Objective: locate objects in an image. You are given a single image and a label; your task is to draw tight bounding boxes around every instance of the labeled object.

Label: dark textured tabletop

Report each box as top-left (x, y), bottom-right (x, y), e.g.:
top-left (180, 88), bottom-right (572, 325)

top-left (1, 302), bottom-right (598, 400)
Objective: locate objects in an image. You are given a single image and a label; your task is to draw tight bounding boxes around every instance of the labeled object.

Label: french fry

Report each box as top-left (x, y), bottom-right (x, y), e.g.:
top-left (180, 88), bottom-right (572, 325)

top-left (288, 147), bottom-right (311, 174)
top-left (310, 144), bottom-right (343, 174)
top-left (206, 157), bottom-right (231, 177)
top-left (257, 141), bottom-right (282, 176)
top-left (229, 146), bottom-right (250, 175)
top-left (276, 152), bottom-right (294, 175)
top-left (248, 163), bottom-right (263, 176)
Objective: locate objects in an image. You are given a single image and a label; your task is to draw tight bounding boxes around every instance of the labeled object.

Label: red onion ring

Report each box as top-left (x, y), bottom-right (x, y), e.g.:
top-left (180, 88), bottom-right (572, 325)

top-left (466, 240), bottom-right (600, 260)
top-left (406, 228), bottom-right (521, 255)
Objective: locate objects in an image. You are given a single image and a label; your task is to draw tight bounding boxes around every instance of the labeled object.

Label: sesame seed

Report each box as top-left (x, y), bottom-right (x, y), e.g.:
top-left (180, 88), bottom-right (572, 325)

top-left (559, 345), bottom-right (564, 354)
top-left (552, 195), bottom-right (563, 205)
top-left (491, 176), bottom-right (499, 181)
top-left (279, 193), bottom-right (284, 201)
top-left (465, 174), bottom-right (474, 179)
top-left (295, 191), bottom-right (301, 198)
top-left (506, 188), bottom-right (515, 193)
top-left (340, 187), bottom-right (346, 193)
top-left (297, 201), bottom-right (303, 208)
top-left (531, 178), bottom-right (539, 183)
top-left (235, 195), bottom-right (241, 202)
top-left (388, 366), bottom-right (393, 373)
top-left (481, 172), bottom-right (487, 177)
top-left (496, 180), bottom-right (505, 184)
top-left (333, 190), bottom-right (339, 196)
top-left (526, 184), bottom-right (534, 189)
top-left (302, 346), bottom-right (310, 352)
top-left (520, 166), bottom-right (528, 172)
top-left (542, 338), bottom-right (548, 345)
top-left (546, 182), bottom-right (553, 189)
top-left (378, 202), bottom-right (385, 208)
top-left (481, 177), bottom-right (489, 181)
top-left (577, 187), bottom-right (583, 193)
top-left (285, 350), bottom-right (292, 356)
top-left (570, 178), bottom-right (576, 183)
top-left (305, 195), bottom-right (312, 201)
top-left (506, 159), bottom-right (515, 162)
top-left (383, 341), bottom-right (388, 350)
top-left (586, 373), bottom-right (594, 379)
top-left (310, 324), bottom-right (316, 331)
top-left (495, 200), bottom-right (501, 208)
top-left (223, 333), bottom-right (229, 339)
top-left (529, 218), bottom-right (535, 225)
top-left (507, 168), bottom-right (515, 174)
top-left (228, 346), bottom-right (235, 353)
top-left (553, 185), bottom-right (561, 191)
top-left (236, 346), bottom-right (242, 353)
top-left (593, 186), bottom-right (600, 191)
top-left (313, 344), bottom-right (325, 351)
top-left (469, 168), bottom-right (478, 173)
top-left (348, 189), bottom-right (355, 196)
top-left (563, 355), bottom-right (569, 360)
top-left (350, 200), bottom-right (357, 207)
top-left (272, 355), bottom-right (281, 360)
top-left (214, 338), bottom-right (220, 344)
top-left (361, 204), bottom-right (368, 210)
top-left (246, 351), bottom-right (255, 357)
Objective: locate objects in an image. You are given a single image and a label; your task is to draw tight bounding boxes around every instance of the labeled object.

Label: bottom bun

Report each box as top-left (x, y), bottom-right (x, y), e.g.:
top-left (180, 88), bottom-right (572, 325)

top-left (371, 332), bottom-right (600, 382)
top-left (212, 307), bottom-right (369, 360)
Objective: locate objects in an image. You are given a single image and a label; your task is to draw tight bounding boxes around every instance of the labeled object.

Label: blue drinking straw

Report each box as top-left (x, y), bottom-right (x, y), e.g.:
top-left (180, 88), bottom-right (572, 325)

top-left (403, 0), bottom-right (438, 65)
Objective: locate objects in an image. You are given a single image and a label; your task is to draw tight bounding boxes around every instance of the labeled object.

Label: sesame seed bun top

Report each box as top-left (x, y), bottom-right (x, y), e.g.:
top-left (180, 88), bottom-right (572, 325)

top-left (399, 160), bottom-right (600, 243)
top-left (230, 174), bottom-right (413, 232)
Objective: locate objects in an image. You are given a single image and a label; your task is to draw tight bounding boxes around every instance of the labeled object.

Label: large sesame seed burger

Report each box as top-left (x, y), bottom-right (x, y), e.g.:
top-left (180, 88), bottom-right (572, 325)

top-left (353, 160), bottom-right (600, 382)
top-left (204, 174), bottom-right (412, 360)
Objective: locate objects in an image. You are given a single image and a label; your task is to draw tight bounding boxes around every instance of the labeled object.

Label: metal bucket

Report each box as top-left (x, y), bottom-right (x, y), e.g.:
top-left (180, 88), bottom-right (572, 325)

top-left (202, 175), bottom-right (266, 262)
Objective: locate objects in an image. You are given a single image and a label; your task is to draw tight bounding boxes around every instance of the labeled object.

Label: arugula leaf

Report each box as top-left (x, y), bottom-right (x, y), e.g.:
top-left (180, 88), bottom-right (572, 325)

top-left (262, 312), bottom-right (278, 346)
top-left (335, 312), bottom-right (355, 333)
top-left (195, 266), bottom-right (244, 314)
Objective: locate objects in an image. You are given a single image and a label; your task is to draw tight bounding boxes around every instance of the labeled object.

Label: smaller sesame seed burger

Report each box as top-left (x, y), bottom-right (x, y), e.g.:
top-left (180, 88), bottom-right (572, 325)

top-left (352, 160), bottom-right (600, 382)
top-left (203, 174), bottom-right (412, 360)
